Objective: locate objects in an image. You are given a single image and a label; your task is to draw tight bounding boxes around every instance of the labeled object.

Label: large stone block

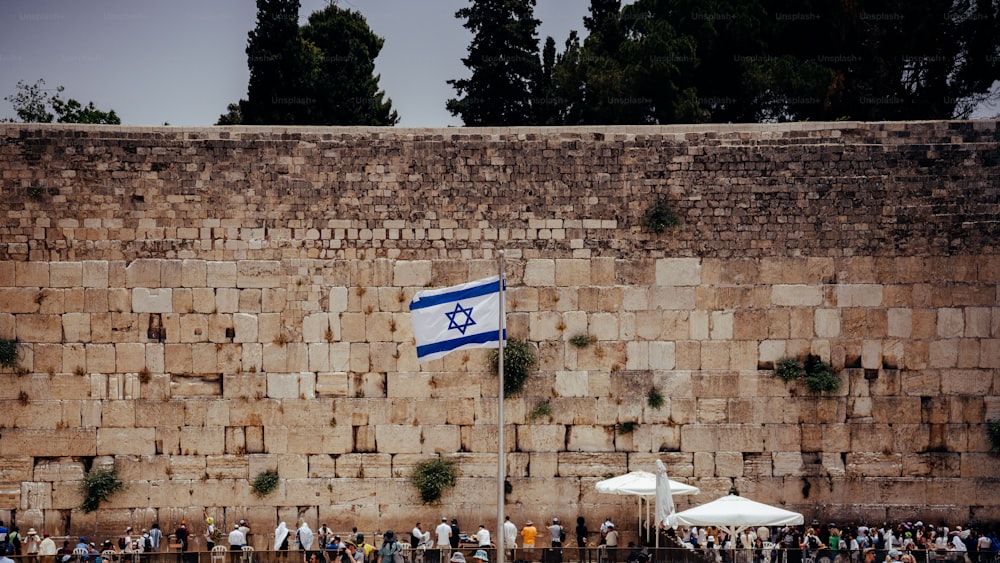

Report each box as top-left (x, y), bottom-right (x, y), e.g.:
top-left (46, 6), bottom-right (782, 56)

top-left (655, 258), bottom-right (701, 286)
top-left (237, 260), bottom-right (282, 288)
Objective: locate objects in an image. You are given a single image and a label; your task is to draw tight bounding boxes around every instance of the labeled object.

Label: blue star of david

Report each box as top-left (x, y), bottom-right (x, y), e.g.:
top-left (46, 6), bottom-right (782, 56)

top-left (445, 302), bottom-right (477, 334)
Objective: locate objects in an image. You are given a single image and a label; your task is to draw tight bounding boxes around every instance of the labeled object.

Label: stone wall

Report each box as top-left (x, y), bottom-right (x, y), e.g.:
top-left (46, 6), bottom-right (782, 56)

top-left (0, 121), bottom-right (998, 544)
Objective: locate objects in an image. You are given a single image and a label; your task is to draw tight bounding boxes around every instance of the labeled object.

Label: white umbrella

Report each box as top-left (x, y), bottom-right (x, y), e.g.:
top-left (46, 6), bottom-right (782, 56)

top-left (654, 460), bottom-right (676, 548)
top-left (672, 494), bottom-right (804, 541)
top-left (596, 469), bottom-right (699, 541)
top-left (595, 471), bottom-right (700, 498)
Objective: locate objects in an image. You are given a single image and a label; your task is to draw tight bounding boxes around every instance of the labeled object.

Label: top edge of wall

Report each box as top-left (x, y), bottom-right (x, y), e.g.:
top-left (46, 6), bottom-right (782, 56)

top-left (2, 119), bottom-right (997, 138)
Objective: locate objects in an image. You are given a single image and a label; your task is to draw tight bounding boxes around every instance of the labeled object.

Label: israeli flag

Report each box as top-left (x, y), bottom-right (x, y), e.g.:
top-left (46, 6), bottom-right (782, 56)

top-left (409, 275), bottom-right (505, 363)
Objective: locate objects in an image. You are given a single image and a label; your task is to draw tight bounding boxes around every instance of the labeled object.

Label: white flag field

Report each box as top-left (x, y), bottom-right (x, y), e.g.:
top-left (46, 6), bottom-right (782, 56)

top-left (409, 275), bottom-right (506, 363)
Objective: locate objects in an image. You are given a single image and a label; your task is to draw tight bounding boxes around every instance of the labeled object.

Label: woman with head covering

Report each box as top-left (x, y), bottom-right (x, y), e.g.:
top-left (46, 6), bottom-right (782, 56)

top-left (275, 522), bottom-right (290, 558)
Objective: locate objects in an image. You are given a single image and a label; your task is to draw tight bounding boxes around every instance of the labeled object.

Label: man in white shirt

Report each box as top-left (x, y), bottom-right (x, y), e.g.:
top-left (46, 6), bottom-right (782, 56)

top-left (412, 524), bottom-right (423, 549)
top-left (229, 525), bottom-right (245, 549)
top-left (503, 516), bottom-right (517, 555)
top-left (476, 525), bottom-right (491, 548)
top-left (436, 518), bottom-right (452, 562)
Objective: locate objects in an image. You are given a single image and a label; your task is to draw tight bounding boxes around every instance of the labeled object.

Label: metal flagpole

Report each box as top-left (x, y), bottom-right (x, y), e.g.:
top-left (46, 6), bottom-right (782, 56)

top-left (496, 250), bottom-right (506, 563)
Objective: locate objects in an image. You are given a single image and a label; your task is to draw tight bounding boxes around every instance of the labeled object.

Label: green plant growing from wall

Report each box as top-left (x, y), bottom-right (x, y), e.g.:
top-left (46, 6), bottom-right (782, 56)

top-left (647, 387), bottom-right (665, 410)
top-left (0, 338), bottom-right (19, 370)
top-left (617, 421), bottom-right (638, 434)
top-left (774, 355), bottom-right (840, 393)
top-left (528, 399), bottom-right (552, 421)
top-left (988, 419), bottom-right (1000, 453)
top-left (775, 357), bottom-right (806, 382)
top-left (642, 199), bottom-right (680, 233)
top-left (411, 457), bottom-right (458, 504)
top-left (803, 355), bottom-right (838, 392)
top-left (488, 338), bottom-right (537, 398)
top-left (79, 466), bottom-right (126, 513)
top-left (569, 333), bottom-right (595, 348)
top-left (250, 470), bottom-right (280, 497)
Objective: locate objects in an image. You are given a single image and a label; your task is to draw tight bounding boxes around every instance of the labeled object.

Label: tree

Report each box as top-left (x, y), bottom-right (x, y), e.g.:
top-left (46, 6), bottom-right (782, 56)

top-left (240, 0), bottom-right (312, 124)
top-left (236, 0), bottom-right (397, 126)
top-left (551, 0), bottom-right (705, 125)
top-left (4, 79), bottom-right (120, 124)
top-left (447, 0), bottom-right (543, 126)
top-left (300, 4), bottom-right (399, 125)
top-left (216, 103), bottom-right (243, 125)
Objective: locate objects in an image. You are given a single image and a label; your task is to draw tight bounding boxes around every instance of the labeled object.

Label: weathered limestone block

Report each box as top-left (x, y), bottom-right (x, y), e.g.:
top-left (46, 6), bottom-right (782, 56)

top-left (0, 457), bottom-right (33, 482)
top-left (771, 452), bottom-right (805, 476)
top-left (556, 451), bottom-right (626, 478)
top-left (49, 262), bottom-right (82, 288)
top-left (771, 285), bottom-right (823, 307)
top-left (393, 260), bottom-right (431, 286)
top-left (132, 288), bottom-right (173, 313)
top-left (566, 425), bottom-right (614, 452)
top-left (516, 424), bottom-right (566, 453)
top-left (714, 451), bottom-right (744, 477)
top-left (206, 455), bottom-right (248, 479)
top-left (655, 258), bottom-right (701, 286)
top-left (123, 259), bottom-right (159, 288)
top-left (649, 287), bottom-right (697, 310)
top-left (18, 482), bottom-right (52, 511)
top-left (236, 260), bottom-right (281, 288)
top-left (17, 314), bottom-right (62, 342)
top-left (836, 285), bottom-right (883, 307)
top-left (178, 426), bottom-right (226, 456)
top-left (845, 452), bottom-right (902, 477)
top-left (553, 370), bottom-right (588, 398)
top-left (374, 425), bottom-right (423, 454)
top-left (232, 313), bottom-right (258, 343)
top-left (14, 262), bottom-right (48, 287)
top-left (96, 427), bottom-right (155, 455)
top-left (682, 424), bottom-right (765, 453)
top-left (555, 259), bottom-right (591, 286)
top-left (528, 311), bottom-right (563, 342)
top-left (523, 259), bottom-right (555, 286)
top-left (0, 428), bottom-right (96, 457)
top-left (315, 372), bottom-right (349, 397)
top-left (365, 312), bottom-right (395, 342)
top-left (207, 261), bottom-right (237, 288)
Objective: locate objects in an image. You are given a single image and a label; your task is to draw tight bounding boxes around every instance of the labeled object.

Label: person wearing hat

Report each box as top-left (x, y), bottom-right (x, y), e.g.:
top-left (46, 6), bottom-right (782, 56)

top-left (25, 528), bottom-right (41, 561)
top-left (449, 553), bottom-right (466, 563)
top-left (521, 521), bottom-right (538, 555)
top-left (229, 524), bottom-right (246, 563)
top-left (39, 532), bottom-right (57, 563)
top-left (338, 540), bottom-right (358, 563)
top-left (377, 531), bottom-right (402, 563)
top-left (175, 521), bottom-right (190, 553)
top-left (204, 516), bottom-right (217, 551)
top-left (548, 518), bottom-right (564, 549)
top-left (472, 551), bottom-right (489, 563)
top-left (318, 523), bottom-right (333, 550)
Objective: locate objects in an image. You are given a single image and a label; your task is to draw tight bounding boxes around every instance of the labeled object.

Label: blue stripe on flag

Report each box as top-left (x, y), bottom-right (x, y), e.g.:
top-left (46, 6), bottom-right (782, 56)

top-left (409, 278), bottom-right (505, 311)
top-left (416, 329), bottom-right (507, 359)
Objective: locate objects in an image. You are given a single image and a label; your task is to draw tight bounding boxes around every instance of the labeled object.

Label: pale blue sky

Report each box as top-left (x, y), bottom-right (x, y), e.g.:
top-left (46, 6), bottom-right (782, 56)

top-left (0, 0), bottom-right (595, 126)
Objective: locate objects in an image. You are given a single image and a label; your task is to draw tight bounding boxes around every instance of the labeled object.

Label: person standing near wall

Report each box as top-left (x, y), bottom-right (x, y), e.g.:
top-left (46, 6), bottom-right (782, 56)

top-left (575, 518), bottom-right (588, 563)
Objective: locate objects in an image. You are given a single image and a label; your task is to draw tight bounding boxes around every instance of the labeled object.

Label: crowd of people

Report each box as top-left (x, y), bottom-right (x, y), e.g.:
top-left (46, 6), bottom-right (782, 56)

top-left (673, 520), bottom-right (1000, 563)
top-left (2, 517), bottom-right (997, 563)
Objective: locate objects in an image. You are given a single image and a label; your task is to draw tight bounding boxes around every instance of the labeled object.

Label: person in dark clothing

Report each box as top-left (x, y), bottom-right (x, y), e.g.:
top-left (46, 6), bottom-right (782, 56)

top-left (576, 517), bottom-right (589, 563)
top-left (450, 521), bottom-right (460, 550)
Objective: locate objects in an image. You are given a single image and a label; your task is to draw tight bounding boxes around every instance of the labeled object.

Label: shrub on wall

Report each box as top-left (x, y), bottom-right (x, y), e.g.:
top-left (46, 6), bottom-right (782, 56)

top-left (488, 338), bottom-right (537, 398)
top-left (647, 387), bottom-right (665, 409)
top-left (0, 338), bottom-right (19, 369)
top-left (774, 355), bottom-right (840, 393)
top-left (642, 199), bottom-right (680, 233)
top-left (79, 466), bottom-right (126, 513)
top-left (988, 420), bottom-right (1000, 453)
top-left (411, 458), bottom-right (458, 504)
top-left (250, 470), bottom-right (280, 498)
